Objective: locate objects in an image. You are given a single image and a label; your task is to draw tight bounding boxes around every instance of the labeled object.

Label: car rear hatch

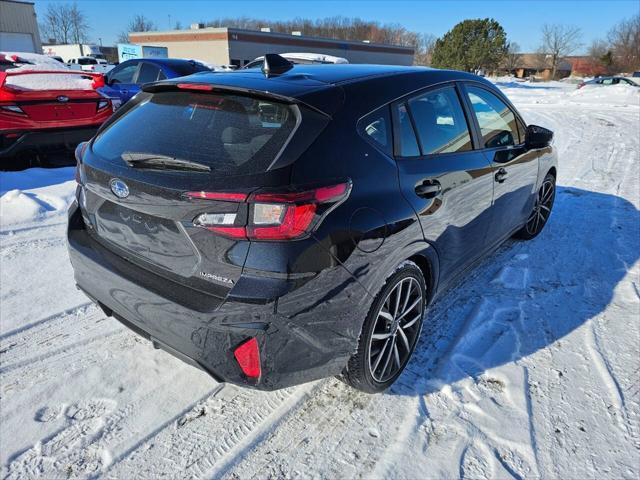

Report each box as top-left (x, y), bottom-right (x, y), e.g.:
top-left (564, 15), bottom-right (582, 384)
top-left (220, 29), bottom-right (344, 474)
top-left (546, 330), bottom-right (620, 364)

top-left (78, 82), bottom-right (338, 307)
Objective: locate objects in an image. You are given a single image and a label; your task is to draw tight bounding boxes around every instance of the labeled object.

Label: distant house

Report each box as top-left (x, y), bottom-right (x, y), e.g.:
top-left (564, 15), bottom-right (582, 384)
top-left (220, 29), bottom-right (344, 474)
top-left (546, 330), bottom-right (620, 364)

top-left (505, 53), bottom-right (572, 80)
top-left (566, 56), bottom-right (609, 77)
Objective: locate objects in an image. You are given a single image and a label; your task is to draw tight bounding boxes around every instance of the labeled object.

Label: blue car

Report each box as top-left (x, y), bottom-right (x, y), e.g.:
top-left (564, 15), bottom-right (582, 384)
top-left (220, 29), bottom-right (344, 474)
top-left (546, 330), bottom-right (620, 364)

top-left (99, 58), bottom-right (211, 106)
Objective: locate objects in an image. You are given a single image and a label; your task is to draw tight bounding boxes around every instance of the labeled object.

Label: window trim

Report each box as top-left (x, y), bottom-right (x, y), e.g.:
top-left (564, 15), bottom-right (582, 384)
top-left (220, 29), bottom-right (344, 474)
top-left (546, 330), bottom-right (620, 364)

top-left (459, 81), bottom-right (528, 151)
top-left (391, 82), bottom-right (478, 160)
top-left (391, 100), bottom-right (421, 159)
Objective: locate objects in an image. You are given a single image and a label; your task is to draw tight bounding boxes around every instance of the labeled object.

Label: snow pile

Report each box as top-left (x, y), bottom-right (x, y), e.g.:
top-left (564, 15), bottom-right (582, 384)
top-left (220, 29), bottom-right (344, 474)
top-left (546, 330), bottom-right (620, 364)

top-left (569, 83), bottom-right (640, 106)
top-left (0, 167), bottom-right (75, 227)
top-left (1, 51), bottom-right (95, 91)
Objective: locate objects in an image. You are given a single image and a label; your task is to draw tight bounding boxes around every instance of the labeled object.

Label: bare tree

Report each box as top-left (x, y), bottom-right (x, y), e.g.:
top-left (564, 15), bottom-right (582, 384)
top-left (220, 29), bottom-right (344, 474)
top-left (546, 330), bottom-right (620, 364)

top-left (608, 14), bottom-right (640, 72)
top-left (69, 2), bottom-right (89, 45)
top-left (588, 39), bottom-right (614, 74)
top-left (504, 41), bottom-right (522, 73)
top-left (39, 3), bottom-right (73, 44)
top-left (413, 33), bottom-right (436, 65)
top-left (118, 15), bottom-right (156, 43)
top-left (204, 16), bottom-right (425, 47)
top-left (540, 24), bottom-right (582, 79)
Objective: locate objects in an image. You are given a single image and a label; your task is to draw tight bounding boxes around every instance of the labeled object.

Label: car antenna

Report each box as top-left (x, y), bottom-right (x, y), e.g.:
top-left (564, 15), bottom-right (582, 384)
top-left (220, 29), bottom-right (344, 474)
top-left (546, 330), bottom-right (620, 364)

top-left (262, 53), bottom-right (293, 78)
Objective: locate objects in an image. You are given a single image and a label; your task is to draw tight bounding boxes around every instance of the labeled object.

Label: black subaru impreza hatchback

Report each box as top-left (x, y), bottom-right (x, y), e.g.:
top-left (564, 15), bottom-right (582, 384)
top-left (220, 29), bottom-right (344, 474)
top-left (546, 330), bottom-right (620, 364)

top-left (68, 55), bottom-right (557, 393)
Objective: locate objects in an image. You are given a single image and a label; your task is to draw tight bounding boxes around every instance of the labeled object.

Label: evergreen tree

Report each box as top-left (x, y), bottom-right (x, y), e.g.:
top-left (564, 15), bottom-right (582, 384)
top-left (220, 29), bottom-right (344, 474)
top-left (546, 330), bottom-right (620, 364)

top-left (431, 18), bottom-right (508, 72)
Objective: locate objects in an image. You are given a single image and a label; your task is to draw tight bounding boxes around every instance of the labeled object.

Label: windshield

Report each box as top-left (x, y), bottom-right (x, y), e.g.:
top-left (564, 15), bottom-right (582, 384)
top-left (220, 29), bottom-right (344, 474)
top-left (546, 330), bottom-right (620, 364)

top-left (92, 91), bottom-right (298, 176)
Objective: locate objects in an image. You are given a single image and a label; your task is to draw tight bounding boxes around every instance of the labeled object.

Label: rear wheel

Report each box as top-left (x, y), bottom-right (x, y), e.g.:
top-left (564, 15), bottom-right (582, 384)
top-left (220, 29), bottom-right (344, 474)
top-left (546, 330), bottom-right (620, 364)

top-left (515, 173), bottom-right (556, 240)
top-left (341, 261), bottom-right (426, 393)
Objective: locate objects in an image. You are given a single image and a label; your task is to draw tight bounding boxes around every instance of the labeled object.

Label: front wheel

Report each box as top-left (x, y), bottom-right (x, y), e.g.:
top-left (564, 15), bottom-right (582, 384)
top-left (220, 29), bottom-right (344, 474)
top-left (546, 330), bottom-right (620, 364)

top-left (340, 261), bottom-right (426, 393)
top-left (515, 173), bottom-right (556, 240)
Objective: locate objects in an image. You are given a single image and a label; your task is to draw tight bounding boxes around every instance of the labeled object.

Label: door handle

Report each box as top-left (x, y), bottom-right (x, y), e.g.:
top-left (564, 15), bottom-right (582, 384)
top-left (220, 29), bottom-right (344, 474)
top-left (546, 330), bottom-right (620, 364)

top-left (495, 168), bottom-right (508, 183)
top-left (415, 180), bottom-right (442, 199)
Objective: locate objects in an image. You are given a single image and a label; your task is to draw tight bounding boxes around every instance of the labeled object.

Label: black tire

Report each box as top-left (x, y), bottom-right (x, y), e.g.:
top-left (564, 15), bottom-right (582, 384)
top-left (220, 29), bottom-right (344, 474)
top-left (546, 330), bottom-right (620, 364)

top-left (515, 172), bottom-right (556, 240)
top-left (340, 261), bottom-right (426, 393)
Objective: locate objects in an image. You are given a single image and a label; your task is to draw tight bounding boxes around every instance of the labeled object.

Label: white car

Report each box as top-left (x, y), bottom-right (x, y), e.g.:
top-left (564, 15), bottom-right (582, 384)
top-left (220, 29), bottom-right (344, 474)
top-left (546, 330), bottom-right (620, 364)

top-left (243, 52), bottom-right (349, 69)
top-left (67, 56), bottom-right (114, 74)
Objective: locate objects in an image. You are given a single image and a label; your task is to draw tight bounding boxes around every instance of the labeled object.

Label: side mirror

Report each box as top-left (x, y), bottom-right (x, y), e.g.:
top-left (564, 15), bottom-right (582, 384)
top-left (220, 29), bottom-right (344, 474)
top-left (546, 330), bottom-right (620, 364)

top-left (525, 124), bottom-right (554, 149)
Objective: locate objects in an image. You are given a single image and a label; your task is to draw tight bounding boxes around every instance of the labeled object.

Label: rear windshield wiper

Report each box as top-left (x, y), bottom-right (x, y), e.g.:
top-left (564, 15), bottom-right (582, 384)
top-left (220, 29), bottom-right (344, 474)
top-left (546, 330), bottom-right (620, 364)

top-left (121, 152), bottom-right (211, 172)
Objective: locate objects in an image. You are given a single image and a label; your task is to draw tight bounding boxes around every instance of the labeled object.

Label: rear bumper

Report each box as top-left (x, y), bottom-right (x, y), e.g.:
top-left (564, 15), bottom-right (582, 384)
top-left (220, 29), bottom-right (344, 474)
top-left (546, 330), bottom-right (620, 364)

top-left (67, 202), bottom-right (368, 390)
top-left (0, 126), bottom-right (99, 158)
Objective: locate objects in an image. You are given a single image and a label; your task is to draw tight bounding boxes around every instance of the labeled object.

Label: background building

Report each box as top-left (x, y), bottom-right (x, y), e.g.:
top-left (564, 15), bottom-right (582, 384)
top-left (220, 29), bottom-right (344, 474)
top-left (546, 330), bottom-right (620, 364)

top-left (0, 0), bottom-right (42, 53)
top-left (129, 26), bottom-right (415, 67)
top-left (507, 53), bottom-right (573, 80)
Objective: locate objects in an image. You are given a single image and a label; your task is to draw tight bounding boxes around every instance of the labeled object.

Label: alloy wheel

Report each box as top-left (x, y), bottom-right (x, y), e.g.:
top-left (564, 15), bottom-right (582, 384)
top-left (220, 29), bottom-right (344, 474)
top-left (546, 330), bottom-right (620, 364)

top-left (367, 276), bottom-right (424, 383)
top-left (525, 178), bottom-right (555, 236)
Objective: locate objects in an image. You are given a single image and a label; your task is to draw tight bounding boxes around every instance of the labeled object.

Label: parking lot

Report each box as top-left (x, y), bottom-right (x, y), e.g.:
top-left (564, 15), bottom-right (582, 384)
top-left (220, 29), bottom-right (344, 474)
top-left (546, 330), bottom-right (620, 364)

top-left (1, 79), bottom-right (638, 478)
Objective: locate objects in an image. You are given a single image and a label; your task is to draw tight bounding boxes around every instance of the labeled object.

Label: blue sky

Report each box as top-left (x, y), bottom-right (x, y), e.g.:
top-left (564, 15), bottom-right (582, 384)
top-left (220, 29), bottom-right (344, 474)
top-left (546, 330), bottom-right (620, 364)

top-left (34, 0), bottom-right (639, 53)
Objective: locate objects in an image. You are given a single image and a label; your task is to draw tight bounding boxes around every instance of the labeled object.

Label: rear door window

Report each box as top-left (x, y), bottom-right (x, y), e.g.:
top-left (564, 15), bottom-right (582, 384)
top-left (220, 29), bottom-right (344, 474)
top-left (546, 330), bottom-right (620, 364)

top-left (92, 92), bottom-right (298, 177)
top-left (408, 86), bottom-right (472, 155)
top-left (110, 63), bottom-right (137, 84)
top-left (466, 86), bottom-right (519, 148)
top-left (137, 62), bottom-right (164, 84)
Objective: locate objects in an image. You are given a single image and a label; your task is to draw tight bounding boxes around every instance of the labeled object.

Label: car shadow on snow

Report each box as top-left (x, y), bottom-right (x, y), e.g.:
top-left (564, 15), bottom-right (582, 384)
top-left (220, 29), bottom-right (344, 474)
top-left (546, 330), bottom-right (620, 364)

top-left (0, 166), bottom-right (75, 194)
top-left (389, 185), bottom-right (639, 396)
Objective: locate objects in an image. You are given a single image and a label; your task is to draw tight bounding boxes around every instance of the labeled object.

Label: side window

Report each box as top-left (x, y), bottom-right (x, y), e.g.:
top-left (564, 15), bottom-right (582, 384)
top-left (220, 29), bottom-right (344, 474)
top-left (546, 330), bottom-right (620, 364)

top-left (466, 86), bottom-right (519, 148)
top-left (408, 86), bottom-right (472, 154)
top-left (394, 103), bottom-right (420, 157)
top-left (157, 69), bottom-right (167, 81)
top-left (602, 78), bottom-right (613, 85)
top-left (137, 63), bottom-right (163, 84)
top-left (359, 107), bottom-right (392, 156)
top-left (110, 63), bottom-right (137, 84)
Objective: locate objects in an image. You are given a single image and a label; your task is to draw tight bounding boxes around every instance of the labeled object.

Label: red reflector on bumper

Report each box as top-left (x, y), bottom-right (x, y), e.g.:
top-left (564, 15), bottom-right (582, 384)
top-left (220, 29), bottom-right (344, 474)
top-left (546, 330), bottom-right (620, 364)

top-left (234, 338), bottom-right (261, 378)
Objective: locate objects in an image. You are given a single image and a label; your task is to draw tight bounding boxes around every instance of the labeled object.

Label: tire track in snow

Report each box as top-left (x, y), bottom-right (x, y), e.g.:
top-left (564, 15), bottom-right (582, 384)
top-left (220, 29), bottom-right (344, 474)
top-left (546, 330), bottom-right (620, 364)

top-left (105, 382), bottom-right (316, 479)
top-left (0, 304), bottom-right (110, 370)
top-left (584, 322), bottom-right (630, 435)
top-left (0, 302), bottom-right (93, 342)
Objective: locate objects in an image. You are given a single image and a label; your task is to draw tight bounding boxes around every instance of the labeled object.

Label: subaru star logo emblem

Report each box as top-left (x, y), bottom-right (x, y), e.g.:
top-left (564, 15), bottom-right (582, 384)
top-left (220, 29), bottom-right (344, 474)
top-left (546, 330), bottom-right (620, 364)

top-left (110, 178), bottom-right (129, 199)
top-left (57, 95), bottom-right (69, 103)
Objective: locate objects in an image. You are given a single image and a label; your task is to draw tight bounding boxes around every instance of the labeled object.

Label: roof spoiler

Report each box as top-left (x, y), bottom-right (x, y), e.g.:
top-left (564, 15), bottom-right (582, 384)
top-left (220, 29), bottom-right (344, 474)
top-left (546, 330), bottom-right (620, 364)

top-left (261, 54), bottom-right (294, 78)
top-left (142, 81), bottom-right (333, 119)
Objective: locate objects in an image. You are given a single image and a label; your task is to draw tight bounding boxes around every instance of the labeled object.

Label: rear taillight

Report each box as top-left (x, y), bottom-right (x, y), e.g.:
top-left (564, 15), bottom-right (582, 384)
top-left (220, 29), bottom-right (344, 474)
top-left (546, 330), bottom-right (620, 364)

top-left (185, 181), bottom-right (351, 241)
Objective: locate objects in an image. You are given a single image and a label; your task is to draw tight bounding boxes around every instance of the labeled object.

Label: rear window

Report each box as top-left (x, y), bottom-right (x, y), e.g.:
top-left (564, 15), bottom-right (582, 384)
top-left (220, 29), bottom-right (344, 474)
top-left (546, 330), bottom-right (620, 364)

top-left (92, 91), bottom-right (298, 176)
top-left (171, 61), bottom-right (210, 76)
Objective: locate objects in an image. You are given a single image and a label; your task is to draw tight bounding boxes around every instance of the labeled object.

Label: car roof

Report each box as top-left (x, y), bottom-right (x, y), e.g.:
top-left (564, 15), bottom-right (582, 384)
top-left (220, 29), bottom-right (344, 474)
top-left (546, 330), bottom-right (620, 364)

top-left (152, 64), bottom-right (491, 116)
top-left (123, 58), bottom-right (204, 68)
top-left (238, 63), bottom-right (429, 84)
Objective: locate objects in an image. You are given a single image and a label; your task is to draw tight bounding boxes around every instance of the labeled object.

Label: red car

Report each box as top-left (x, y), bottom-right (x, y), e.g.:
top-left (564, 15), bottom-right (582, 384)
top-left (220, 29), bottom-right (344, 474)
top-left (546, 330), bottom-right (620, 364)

top-left (0, 54), bottom-right (113, 159)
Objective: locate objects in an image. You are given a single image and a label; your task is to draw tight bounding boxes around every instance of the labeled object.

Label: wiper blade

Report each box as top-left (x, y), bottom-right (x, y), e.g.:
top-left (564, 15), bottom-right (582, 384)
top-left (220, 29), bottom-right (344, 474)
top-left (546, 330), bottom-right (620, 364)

top-left (121, 152), bottom-right (211, 172)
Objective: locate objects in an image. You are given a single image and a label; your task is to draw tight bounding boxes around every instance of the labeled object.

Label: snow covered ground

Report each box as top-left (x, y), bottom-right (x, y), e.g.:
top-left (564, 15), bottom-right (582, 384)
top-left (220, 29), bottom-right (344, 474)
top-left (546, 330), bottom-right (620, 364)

top-left (1, 80), bottom-right (639, 479)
